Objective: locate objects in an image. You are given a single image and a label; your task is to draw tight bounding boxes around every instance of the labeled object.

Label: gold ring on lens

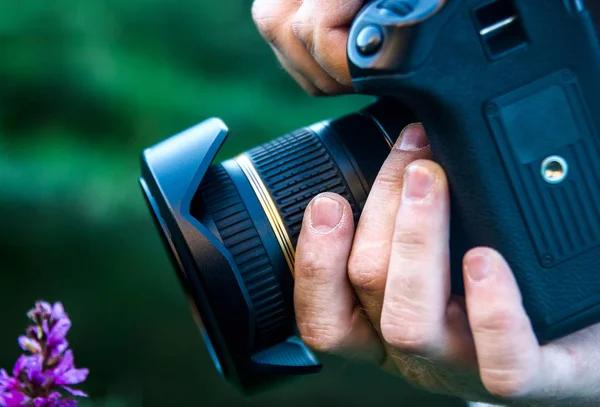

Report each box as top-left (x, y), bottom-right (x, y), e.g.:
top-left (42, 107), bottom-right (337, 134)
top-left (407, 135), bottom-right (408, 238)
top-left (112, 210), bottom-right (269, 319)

top-left (235, 154), bottom-right (296, 276)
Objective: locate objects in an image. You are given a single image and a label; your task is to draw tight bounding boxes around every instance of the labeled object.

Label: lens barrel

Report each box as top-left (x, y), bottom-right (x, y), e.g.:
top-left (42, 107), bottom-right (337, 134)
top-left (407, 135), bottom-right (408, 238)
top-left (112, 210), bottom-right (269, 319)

top-left (140, 98), bottom-right (416, 393)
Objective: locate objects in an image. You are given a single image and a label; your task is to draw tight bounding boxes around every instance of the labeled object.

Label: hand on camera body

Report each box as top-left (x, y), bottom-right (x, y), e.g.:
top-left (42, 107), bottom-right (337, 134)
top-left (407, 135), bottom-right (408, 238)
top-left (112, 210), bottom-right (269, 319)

top-left (251, 1), bottom-right (600, 405)
top-left (293, 124), bottom-right (600, 406)
top-left (252, 0), bottom-right (360, 95)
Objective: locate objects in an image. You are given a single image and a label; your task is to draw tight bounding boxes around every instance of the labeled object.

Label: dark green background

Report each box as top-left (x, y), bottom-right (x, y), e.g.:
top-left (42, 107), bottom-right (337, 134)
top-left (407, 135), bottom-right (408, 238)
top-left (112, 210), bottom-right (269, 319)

top-left (0, 1), bottom-right (465, 406)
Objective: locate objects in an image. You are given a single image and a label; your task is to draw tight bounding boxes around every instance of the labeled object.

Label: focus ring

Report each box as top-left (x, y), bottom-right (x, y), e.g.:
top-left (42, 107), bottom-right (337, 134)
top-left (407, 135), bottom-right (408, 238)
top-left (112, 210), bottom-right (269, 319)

top-left (246, 128), bottom-right (360, 245)
top-left (199, 165), bottom-right (289, 349)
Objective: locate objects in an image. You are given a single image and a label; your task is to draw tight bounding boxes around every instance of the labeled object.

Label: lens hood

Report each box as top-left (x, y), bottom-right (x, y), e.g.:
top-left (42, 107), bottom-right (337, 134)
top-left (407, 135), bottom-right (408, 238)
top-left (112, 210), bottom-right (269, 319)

top-left (140, 119), bottom-right (321, 394)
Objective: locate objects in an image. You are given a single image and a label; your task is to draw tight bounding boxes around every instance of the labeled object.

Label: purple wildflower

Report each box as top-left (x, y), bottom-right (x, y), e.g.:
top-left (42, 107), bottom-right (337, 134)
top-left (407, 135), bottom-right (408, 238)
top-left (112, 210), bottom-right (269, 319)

top-left (0, 301), bottom-right (89, 407)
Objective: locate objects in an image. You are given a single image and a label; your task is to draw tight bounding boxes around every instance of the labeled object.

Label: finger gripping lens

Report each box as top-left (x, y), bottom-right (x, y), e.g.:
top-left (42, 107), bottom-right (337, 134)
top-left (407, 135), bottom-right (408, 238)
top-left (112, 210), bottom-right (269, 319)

top-left (139, 99), bottom-right (415, 393)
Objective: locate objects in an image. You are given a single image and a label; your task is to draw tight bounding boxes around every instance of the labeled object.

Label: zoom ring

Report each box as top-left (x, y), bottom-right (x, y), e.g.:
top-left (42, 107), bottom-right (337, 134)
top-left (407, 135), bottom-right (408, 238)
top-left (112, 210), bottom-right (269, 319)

top-left (246, 128), bottom-right (360, 245)
top-left (200, 165), bottom-right (290, 349)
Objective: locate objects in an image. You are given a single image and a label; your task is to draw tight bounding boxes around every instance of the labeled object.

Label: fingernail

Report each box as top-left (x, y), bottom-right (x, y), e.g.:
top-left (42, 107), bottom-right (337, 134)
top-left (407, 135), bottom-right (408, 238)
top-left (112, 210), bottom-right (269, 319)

top-left (403, 164), bottom-right (434, 201)
top-left (398, 123), bottom-right (429, 151)
top-left (309, 195), bottom-right (344, 233)
top-left (466, 253), bottom-right (493, 283)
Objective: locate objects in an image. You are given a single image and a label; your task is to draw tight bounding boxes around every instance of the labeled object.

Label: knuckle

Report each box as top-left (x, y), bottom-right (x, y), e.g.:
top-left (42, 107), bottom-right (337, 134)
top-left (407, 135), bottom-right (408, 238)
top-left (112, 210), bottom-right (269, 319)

top-left (373, 166), bottom-right (404, 193)
top-left (288, 72), bottom-right (326, 96)
top-left (380, 298), bottom-right (434, 354)
top-left (302, 85), bottom-right (326, 97)
top-left (392, 227), bottom-right (428, 256)
top-left (296, 253), bottom-right (332, 281)
top-left (348, 251), bottom-right (387, 294)
top-left (480, 367), bottom-right (533, 400)
top-left (312, 78), bottom-right (347, 95)
top-left (296, 242), bottom-right (348, 282)
top-left (297, 322), bottom-right (343, 354)
top-left (471, 308), bottom-right (526, 335)
top-left (291, 21), bottom-right (302, 39)
top-left (291, 19), bottom-right (311, 45)
top-left (291, 2), bottom-right (315, 41)
top-left (251, 1), bottom-right (280, 42)
top-left (380, 319), bottom-right (433, 354)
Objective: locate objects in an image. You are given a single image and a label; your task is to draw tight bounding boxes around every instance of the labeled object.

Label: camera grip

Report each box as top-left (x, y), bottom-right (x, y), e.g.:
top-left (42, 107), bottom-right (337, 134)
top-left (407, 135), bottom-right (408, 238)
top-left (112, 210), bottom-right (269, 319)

top-left (350, 1), bottom-right (600, 341)
top-left (356, 79), bottom-right (600, 342)
top-left (432, 92), bottom-right (600, 343)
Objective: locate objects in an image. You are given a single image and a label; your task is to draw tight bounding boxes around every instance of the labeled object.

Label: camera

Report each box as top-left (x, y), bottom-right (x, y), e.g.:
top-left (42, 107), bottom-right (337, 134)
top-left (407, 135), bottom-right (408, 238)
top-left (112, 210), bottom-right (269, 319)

top-left (140, 0), bottom-right (600, 394)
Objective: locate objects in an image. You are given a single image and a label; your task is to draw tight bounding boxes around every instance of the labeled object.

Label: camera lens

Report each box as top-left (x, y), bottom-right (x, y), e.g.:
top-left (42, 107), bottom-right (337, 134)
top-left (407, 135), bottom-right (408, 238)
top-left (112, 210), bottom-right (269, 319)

top-left (140, 98), bottom-right (415, 393)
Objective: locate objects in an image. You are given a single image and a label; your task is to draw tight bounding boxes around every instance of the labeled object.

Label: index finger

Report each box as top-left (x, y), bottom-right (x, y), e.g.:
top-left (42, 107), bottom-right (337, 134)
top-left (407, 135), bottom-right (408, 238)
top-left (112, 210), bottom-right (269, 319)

top-left (348, 123), bottom-right (431, 330)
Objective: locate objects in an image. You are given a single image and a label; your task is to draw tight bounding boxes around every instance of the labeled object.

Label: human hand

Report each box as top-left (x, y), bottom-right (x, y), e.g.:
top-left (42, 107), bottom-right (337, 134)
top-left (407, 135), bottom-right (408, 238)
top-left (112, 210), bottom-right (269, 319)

top-left (294, 123), bottom-right (600, 406)
top-left (251, 0), bottom-right (362, 95)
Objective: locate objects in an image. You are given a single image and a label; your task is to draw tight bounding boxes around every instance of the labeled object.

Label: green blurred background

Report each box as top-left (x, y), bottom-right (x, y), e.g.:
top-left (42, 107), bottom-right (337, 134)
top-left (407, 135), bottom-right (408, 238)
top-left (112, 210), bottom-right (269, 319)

top-left (0, 1), bottom-right (466, 406)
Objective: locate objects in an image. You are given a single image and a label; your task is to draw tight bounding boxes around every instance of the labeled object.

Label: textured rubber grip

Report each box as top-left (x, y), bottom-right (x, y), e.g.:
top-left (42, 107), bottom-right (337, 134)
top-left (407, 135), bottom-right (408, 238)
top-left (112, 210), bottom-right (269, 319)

top-left (245, 128), bottom-right (360, 245)
top-left (199, 165), bottom-right (289, 349)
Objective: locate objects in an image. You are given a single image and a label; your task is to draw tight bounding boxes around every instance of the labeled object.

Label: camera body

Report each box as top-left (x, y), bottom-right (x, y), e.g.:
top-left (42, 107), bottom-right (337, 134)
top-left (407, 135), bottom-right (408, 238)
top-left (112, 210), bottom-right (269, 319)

top-left (140, 0), bottom-right (600, 393)
top-left (347, 0), bottom-right (600, 341)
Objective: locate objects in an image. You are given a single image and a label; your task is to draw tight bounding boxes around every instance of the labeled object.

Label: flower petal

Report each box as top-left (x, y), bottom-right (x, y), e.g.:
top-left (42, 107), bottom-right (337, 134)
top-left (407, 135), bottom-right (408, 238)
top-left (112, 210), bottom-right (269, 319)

top-left (51, 303), bottom-right (67, 320)
top-left (26, 355), bottom-right (45, 386)
top-left (54, 400), bottom-right (77, 407)
top-left (38, 301), bottom-right (52, 314)
top-left (28, 301), bottom-right (52, 323)
top-left (0, 369), bottom-right (18, 392)
top-left (38, 392), bottom-right (63, 407)
top-left (26, 310), bottom-right (37, 323)
top-left (34, 396), bottom-right (49, 407)
top-left (61, 386), bottom-right (88, 397)
top-left (42, 319), bottom-right (50, 337)
top-left (0, 389), bottom-right (30, 407)
top-left (49, 341), bottom-right (69, 359)
top-left (18, 336), bottom-right (42, 354)
top-left (0, 369), bottom-right (13, 383)
top-left (49, 392), bottom-right (61, 401)
top-left (52, 350), bottom-right (74, 378)
top-left (47, 318), bottom-right (71, 347)
top-left (55, 368), bottom-right (89, 386)
top-left (13, 354), bottom-right (44, 385)
top-left (12, 355), bottom-right (30, 377)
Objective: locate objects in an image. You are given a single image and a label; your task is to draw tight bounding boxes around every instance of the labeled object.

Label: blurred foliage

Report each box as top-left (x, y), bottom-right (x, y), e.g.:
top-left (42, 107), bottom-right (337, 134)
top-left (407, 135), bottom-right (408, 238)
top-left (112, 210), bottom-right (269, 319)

top-left (0, 1), bottom-right (464, 406)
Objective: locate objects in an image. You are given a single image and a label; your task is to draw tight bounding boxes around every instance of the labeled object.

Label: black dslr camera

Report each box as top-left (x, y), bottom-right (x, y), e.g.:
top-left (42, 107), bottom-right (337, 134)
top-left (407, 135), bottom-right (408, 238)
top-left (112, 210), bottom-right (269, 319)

top-left (140, 0), bottom-right (600, 394)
